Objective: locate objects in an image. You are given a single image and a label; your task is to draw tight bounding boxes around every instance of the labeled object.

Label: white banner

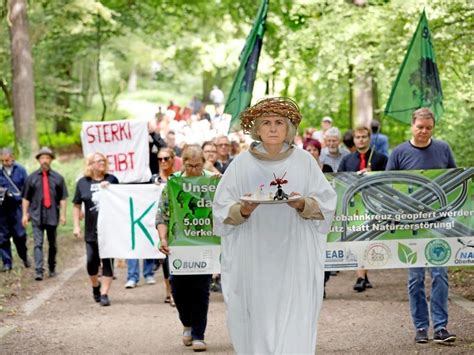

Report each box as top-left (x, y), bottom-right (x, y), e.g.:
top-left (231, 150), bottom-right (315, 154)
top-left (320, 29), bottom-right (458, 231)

top-left (97, 184), bottom-right (165, 259)
top-left (168, 246), bottom-right (221, 275)
top-left (81, 120), bottom-right (151, 183)
top-left (325, 237), bottom-right (474, 270)
top-left (167, 236), bottom-right (474, 273)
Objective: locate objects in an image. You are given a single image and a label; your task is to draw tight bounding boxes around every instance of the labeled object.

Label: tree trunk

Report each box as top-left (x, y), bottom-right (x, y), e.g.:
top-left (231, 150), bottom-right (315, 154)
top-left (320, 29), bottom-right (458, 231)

top-left (354, 73), bottom-right (373, 127)
top-left (348, 64), bottom-right (354, 128)
top-left (202, 70), bottom-right (213, 104)
top-left (127, 66), bottom-right (137, 92)
top-left (55, 62), bottom-right (73, 133)
top-left (8, 0), bottom-right (38, 158)
top-left (371, 74), bottom-right (380, 121)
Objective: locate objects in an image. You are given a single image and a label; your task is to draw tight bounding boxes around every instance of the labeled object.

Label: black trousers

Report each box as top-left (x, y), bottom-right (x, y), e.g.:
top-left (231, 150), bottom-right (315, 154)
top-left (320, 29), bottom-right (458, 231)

top-left (171, 274), bottom-right (212, 340)
top-left (85, 241), bottom-right (114, 277)
top-left (32, 223), bottom-right (57, 273)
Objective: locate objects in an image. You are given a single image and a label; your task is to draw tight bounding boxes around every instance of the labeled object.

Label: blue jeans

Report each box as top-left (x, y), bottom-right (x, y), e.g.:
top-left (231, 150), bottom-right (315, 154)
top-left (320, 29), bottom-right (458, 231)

top-left (127, 259), bottom-right (155, 282)
top-left (408, 267), bottom-right (449, 331)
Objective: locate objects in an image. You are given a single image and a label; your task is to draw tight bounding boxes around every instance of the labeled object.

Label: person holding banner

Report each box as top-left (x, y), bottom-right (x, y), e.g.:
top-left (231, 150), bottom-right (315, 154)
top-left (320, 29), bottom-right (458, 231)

top-left (338, 125), bottom-right (388, 293)
top-left (386, 108), bottom-right (457, 344)
top-left (72, 152), bottom-right (118, 307)
top-left (157, 145), bottom-right (214, 352)
top-left (150, 147), bottom-right (176, 306)
top-left (212, 97), bottom-right (337, 354)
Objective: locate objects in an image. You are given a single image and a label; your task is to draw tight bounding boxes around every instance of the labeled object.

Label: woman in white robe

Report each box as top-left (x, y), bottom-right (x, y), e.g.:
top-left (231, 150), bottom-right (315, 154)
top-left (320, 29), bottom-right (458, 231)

top-left (213, 97), bottom-right (337, 354)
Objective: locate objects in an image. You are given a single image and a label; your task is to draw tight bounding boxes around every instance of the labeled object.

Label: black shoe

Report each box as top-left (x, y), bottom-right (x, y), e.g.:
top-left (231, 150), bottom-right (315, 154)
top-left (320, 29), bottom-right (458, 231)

top-left (415, 328), bottom-right (429, 343)
top-left (365, 278), bottom-right (373, 289)
top-left (35, 272), bottom-right (43, 281)
top-left (100, 294), bottom-right (110, 306)
top-left (92, 283), bottom-right (101, 303)
top-left (49, 270), bottom-right (56, 278)
top-left (353, 277), bottom-right (366, 292)
top-left (23, 258), bottom-right (31, 268)
top-left (433, 328), bottom-right (456, 343)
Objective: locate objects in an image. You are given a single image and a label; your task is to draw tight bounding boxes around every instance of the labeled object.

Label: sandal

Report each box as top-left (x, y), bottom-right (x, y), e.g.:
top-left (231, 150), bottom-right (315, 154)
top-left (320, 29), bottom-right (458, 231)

top-left (170, 298), bottom-right (176, 307)
top-left (164, 296), bottom-right (171, 303)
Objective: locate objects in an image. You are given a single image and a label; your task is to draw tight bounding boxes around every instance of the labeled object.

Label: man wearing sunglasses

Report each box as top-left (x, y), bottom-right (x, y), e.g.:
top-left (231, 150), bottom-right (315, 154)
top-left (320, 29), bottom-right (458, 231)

top-left (214, 135), bottom-right (233, 174)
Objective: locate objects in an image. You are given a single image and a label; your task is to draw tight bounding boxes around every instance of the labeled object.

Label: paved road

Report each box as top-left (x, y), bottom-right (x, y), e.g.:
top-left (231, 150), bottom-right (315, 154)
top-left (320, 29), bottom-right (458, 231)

top-left (0, 260), bottom-right (473, 354)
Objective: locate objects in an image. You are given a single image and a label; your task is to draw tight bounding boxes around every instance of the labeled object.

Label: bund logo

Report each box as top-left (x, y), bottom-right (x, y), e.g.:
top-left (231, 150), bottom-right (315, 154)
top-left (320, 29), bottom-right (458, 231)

top-left (173, 259), bottom-right (183, 269)
top-left (364, 243), bottom-right (391, 267)
top-left (425, 239), bottom-right (451, 266)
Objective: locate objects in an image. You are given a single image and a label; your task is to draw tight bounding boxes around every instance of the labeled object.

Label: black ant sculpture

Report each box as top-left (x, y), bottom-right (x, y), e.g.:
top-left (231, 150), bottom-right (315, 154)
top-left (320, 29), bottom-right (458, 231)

top-left (270, 172), bottom-right (289, 200)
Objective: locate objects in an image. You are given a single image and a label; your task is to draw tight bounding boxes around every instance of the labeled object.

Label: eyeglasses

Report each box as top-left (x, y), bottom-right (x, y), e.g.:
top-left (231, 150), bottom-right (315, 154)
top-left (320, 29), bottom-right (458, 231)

top-left (158, 157), bottom-right (171, 162)
top-left (93, 159), bottom-right (106, 164)
top-left (184, 163), bottom-right (203, 170)
top-left (217, 143), bottom-right (229, 147)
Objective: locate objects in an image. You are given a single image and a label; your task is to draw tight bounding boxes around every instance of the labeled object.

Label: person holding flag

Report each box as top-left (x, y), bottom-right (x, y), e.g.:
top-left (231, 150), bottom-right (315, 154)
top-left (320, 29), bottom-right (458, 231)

top-left (385, 11), bottom-right (456, 344)
top-left (386, 108), bottom-right (456, 344)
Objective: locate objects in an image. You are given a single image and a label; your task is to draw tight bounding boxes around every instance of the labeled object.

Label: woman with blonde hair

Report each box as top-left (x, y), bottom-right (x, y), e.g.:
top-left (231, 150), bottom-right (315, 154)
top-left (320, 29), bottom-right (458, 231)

top-left (72, 153), bottom-right (118, 306)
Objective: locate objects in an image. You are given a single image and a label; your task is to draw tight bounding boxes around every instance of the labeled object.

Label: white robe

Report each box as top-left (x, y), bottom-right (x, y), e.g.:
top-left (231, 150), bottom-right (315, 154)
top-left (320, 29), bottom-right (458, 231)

top-left (213, 146), bottom-right (337, 354)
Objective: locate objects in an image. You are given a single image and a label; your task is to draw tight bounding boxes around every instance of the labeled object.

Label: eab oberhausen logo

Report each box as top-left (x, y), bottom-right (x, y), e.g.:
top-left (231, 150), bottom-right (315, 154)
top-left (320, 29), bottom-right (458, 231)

top-left (425, 239), bottom-right (451, 266)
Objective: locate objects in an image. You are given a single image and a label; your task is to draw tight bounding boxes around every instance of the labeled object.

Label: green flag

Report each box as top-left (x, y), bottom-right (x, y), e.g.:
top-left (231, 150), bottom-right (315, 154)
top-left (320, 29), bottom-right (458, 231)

top-left (225, 0), bottom-right (269, 133)
top-left (384, 10), bottom-right (443, 124)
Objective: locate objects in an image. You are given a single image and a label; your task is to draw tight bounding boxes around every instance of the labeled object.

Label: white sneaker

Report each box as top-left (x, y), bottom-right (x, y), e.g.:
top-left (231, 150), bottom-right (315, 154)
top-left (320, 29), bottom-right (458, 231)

top-left (145, 276), bottom-right (156, 285)
top-left (192, 339), bottom-right (207, 352)
top-left (182, 328), bottom-right (192, 346)
top-left (124, 280), bottom-right (136, 289)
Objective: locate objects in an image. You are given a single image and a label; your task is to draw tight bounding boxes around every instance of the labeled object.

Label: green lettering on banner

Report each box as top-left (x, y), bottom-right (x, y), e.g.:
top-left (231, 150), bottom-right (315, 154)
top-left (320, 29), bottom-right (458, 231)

top-left (129, 197), bottom-right (156, 250)
top-left (167, 176), bottom-right (221, 247)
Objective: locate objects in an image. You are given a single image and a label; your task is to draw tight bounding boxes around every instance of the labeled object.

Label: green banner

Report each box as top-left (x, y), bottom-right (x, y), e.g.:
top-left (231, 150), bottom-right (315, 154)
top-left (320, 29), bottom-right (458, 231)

top-left (327, 168), bottom-right (473, 242)
top-left (167, 176), bottom-right (220, 246)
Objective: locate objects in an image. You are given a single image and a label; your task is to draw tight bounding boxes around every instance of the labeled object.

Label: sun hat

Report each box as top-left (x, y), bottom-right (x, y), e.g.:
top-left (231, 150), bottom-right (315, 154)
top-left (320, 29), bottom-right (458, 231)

top-left (35, 147), bottom-right (55, 160)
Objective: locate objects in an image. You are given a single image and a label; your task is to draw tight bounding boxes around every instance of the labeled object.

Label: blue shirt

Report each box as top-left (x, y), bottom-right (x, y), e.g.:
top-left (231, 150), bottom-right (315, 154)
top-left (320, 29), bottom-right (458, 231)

top-left (370, 133), bottom-right (389, 157)
top-left (386, 139), bottom-right (456, 171)
top-left (0, 162), bottom-right (27, 202)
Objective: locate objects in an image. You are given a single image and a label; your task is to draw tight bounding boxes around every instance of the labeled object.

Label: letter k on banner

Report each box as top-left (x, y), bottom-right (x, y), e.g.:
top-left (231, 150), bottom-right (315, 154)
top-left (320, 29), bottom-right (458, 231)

top-left (98, 184), bottom-right (165, 259)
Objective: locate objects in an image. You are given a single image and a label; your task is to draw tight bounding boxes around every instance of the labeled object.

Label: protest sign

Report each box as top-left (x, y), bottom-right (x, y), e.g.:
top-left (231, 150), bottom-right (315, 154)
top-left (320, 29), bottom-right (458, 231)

top-left (325, 168), bottom-right (474, 270)
top-left (81, 120), bottom-right (151, 183)
top-left (166, 176), bottom-right (221, 275)
top-left (97, 184), bottom-right (165, 259)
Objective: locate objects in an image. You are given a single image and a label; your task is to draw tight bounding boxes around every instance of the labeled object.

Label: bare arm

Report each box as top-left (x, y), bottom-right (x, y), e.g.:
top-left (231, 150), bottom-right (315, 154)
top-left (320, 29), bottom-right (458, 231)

top-left (157, 224), bottom-right (169, 255)
top-left (73, 204), bottom-right (82, 238)
top-left (59, 199), bottom-right (67, 225)
top-left (22, 198), bottom-right (30, 227)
